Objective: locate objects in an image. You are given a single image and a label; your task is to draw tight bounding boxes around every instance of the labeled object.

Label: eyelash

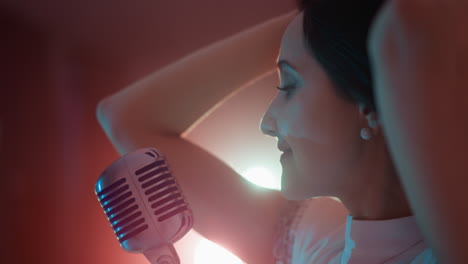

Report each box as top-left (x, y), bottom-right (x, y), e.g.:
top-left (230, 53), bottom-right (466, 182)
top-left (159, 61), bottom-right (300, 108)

top-left (276, 85), bottom-right (295, 98)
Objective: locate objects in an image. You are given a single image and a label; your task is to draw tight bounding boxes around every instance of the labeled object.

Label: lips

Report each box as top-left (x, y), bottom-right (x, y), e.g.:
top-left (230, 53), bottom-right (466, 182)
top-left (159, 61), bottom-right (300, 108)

top-left (277, 142), bottom-right (292, 153)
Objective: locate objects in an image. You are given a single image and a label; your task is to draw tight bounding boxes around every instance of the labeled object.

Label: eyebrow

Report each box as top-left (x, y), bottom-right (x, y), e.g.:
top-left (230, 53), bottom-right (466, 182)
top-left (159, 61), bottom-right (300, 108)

top-left (276, 59), bottom-right (298, 72)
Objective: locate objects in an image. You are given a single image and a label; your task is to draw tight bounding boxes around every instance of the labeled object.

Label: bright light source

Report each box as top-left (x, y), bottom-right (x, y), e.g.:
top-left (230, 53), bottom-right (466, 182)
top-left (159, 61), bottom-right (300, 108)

top-left (242, 167), bottom-right (280, 190)
top-left (194, 238), bottom-right (244, 264)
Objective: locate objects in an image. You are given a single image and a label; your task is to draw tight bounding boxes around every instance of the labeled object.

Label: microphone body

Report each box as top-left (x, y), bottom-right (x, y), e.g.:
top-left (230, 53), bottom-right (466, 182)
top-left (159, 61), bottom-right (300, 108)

top-left (95, 147), bottom-right (194, 264)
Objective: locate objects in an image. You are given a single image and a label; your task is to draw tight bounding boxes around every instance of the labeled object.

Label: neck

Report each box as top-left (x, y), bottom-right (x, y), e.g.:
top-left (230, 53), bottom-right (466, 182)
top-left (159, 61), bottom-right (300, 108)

top-left (341, 135), bottom-right (413, 221)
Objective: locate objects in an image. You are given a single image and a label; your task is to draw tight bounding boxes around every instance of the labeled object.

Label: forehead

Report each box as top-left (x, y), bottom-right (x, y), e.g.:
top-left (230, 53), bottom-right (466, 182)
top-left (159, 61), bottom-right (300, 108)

top-left (278, 12), bottom-right (309, 71)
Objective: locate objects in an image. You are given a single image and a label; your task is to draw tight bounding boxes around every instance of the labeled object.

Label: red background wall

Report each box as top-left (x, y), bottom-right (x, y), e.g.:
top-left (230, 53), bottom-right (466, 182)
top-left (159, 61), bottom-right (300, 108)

top-left (0, 1), bottom-right (295, 263)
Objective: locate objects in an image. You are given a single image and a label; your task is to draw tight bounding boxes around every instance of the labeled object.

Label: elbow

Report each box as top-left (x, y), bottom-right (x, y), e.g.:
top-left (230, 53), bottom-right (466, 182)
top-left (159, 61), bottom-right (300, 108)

top-left (96, 98), bottom-right (115, 138)
top-left (96, 99), bottom-right (108, 125)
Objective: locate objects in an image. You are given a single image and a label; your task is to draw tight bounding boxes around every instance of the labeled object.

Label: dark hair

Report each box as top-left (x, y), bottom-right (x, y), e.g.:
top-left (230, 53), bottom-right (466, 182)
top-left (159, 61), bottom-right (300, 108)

top-left (296, 0), bottom-right (384, 114)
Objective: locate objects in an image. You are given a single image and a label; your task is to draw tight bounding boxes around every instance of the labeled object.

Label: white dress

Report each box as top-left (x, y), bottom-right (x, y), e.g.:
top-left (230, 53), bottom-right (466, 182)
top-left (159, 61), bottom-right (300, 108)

top-left (272, 197), bottom-right (438, 264)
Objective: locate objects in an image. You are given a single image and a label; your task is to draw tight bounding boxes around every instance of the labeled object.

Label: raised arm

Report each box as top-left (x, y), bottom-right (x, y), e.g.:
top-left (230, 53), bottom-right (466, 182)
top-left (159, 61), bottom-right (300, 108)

top-left (97, 10), bottom-right (297, 143)
top-left (96, 11), bottom-right (297, 264)
top-left (368, 0), bottom-right (468, 263)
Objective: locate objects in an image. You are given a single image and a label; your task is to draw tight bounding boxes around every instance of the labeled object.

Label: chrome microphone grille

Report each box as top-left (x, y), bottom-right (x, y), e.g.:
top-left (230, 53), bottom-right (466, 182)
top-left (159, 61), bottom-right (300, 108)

top-left (96, 178), bottom-right (148, 243)
top-left (135, 149), bottom-right (189, 223)
top-left (95, 147), bottom-right (194, 259)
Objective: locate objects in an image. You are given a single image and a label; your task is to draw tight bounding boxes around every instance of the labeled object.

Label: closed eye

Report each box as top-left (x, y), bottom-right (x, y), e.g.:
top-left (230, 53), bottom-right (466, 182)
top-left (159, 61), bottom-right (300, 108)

top-left (276, 85), bottom-right (296, 98)
top-left (276, 85), bottom-right (295, 92)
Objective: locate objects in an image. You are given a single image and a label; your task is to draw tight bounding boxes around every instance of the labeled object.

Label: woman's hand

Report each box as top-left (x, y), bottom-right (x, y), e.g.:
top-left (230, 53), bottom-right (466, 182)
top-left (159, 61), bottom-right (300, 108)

top-left (367, 0), bottom-right (468, 263)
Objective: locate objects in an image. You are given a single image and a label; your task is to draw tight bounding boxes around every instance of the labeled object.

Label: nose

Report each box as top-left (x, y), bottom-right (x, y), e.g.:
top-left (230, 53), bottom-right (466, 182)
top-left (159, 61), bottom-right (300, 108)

top-left (260, 107), bottom-right (277, 138)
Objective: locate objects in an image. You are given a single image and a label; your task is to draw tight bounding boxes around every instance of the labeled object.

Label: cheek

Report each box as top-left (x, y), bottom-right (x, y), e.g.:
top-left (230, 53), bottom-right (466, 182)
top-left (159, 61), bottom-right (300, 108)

top-left (283, 108), bottom-right (361, 183)
top-left (282, 99), bottom-right (331, 145)
top-left (279, 103), bottom-right (309, 139)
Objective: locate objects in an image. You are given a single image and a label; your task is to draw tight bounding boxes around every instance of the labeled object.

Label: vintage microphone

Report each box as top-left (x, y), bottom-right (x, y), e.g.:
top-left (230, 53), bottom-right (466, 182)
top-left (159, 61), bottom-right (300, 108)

top-left (95, 147), bottom-right (194, 264)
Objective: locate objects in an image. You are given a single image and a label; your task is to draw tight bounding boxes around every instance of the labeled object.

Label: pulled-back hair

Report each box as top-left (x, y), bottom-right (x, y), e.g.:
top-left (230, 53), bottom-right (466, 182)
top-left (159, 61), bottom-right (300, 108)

top-left (297, 0), bottom-right (385, 114)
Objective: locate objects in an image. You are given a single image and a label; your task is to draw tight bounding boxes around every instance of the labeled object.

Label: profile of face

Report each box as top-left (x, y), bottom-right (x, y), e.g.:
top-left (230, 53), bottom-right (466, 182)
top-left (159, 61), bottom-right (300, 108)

top-left (260, 12), bottom-right (376, 201)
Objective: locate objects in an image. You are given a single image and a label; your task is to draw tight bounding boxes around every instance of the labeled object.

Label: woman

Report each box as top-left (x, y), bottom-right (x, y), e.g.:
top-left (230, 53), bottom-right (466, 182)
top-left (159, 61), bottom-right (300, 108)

top-left (97, 0), bottom-right (468, 263)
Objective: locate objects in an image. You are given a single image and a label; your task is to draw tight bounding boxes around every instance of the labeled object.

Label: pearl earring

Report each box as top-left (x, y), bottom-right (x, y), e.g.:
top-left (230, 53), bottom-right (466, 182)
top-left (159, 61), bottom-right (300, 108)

top-left (360, 127), bottom-right (373, 140)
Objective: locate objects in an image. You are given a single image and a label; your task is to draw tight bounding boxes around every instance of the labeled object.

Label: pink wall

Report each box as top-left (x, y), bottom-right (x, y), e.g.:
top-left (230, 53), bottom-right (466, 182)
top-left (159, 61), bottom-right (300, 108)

top-left (0, 1), bottom-right (294, 263)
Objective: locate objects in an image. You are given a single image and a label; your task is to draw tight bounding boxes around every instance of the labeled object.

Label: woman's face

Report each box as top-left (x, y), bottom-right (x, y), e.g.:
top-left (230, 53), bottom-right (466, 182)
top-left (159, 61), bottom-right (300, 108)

top-left (260, 12), bottom-right (370, 200)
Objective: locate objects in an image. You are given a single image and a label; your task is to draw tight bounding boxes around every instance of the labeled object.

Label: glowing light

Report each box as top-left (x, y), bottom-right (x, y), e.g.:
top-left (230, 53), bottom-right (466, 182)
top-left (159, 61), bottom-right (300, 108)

top-left (242, 167), bottom-right (280, 190)
top-left (194, 238), bottom-right (244, 264)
